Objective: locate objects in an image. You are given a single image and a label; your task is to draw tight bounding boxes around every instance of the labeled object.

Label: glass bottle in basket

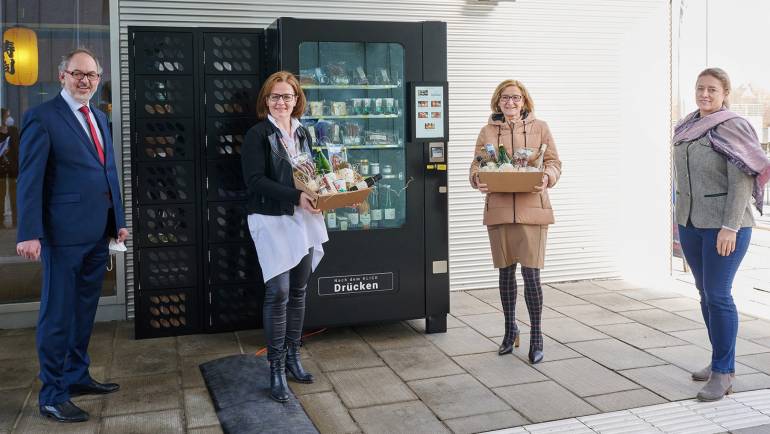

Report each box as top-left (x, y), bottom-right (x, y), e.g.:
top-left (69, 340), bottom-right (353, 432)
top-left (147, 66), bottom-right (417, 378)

top-left (359, 198), bottom-right (372, 229)
top-left (383, 184), bottom-right (396, 224)
top-left (370, 186), bottom-right (383, 227)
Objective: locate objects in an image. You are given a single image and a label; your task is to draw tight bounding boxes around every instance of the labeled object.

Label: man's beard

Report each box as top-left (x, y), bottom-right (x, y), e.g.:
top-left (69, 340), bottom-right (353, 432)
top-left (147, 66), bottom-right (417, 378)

top-left (66, 86), bottom-right (95, 104)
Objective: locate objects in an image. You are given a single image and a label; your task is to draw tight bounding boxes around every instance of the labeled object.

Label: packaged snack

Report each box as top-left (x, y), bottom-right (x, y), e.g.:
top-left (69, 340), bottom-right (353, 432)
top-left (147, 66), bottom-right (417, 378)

top-left (512, 148), bottom-right (534, 168)
top-left (299, 69), bottom-right (318, 85)
top-left (331, 101), bottom-right (347, 116)
top-left (313, 67), bottom-right (329, 85)
top-left (325, 62), bottom-right (350, 85)
top-left (484, 143), bottom-right (497, 161)
top-left (327, 144), bottom-right (348, 170)
top-left (354, 66), bottom-right (369, 85)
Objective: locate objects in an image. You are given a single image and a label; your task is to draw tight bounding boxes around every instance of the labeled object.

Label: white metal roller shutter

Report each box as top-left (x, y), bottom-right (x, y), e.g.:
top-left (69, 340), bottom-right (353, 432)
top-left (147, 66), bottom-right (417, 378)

top-left (117, 0), bottom-right (669, 317)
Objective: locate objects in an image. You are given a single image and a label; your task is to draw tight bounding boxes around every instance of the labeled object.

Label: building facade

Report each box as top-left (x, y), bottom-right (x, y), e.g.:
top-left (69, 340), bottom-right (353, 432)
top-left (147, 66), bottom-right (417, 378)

top-left (0, 0), bottom-right (671, 326)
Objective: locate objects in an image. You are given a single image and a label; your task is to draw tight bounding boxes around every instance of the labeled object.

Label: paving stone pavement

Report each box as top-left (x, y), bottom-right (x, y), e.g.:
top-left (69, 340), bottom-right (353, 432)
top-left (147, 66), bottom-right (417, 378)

top-left (1, 279), bottom-right (770, 433)
top-left (489, 389), bottom-right (770, 434)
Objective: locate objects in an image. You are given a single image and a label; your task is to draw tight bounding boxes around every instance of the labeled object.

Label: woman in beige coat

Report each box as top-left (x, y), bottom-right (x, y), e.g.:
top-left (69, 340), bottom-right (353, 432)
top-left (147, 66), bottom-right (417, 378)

top-left (469, 79), bottom-right (561, 364)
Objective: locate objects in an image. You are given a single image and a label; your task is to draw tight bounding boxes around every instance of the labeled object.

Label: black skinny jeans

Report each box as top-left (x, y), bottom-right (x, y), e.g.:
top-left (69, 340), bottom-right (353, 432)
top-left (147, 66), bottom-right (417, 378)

top-left (264, 248), bottom-right (314, 361)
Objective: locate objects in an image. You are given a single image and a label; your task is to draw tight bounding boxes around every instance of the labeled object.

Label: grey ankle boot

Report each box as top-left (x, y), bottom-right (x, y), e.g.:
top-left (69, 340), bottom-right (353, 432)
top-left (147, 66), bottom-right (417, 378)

top-left (691, 363), bottom-right (711, 381)
top-left (696, 372), bottom-right (733, 402)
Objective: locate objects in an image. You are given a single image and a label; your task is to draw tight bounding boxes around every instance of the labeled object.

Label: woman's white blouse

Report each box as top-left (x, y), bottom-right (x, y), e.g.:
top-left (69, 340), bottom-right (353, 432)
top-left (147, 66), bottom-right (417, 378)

top-left (247, 116), bottom-right (328, 282)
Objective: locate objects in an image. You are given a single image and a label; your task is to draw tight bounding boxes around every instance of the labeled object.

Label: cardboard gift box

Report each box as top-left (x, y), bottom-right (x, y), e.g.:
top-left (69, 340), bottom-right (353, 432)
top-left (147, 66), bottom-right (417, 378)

top-left (294, 175), bottom-right (372, 211)
top-left (478, 171), bottom-right (543, 193)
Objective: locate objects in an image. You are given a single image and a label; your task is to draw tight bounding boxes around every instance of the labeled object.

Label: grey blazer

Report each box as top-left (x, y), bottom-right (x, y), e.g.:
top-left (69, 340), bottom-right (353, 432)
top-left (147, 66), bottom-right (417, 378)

top-left (674, 135), bottom-right (755, 229)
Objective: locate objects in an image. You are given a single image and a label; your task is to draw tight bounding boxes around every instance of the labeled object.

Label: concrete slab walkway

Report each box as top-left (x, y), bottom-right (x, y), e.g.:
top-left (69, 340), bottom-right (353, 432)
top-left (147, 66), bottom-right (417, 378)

top-left (1, 279), bottom-right (770, 433)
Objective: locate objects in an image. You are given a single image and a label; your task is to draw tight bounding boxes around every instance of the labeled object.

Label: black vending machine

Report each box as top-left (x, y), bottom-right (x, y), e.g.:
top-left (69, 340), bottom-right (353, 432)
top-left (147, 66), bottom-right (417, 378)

top-left (266, 18), bottom-right (449, 333)
top-left (128, 19), bottom-right (449, 339)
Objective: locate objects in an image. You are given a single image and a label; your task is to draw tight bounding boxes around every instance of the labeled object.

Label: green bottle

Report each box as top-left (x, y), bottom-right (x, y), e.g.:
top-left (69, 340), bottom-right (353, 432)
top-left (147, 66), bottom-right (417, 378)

top-left (497, 145), bottom-right (512, 165)
top-left (314, 149), bottom-right (332, 175)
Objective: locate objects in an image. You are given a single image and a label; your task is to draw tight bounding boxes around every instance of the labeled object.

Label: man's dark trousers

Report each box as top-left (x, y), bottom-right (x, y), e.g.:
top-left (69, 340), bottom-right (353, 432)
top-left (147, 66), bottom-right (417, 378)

top-left (37, 237), bottom-right (109, 405)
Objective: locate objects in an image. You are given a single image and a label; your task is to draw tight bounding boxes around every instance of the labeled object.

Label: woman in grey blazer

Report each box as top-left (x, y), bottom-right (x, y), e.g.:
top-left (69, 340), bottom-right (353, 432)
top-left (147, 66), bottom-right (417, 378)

top-left (673, 68), bottom-right (770, 402)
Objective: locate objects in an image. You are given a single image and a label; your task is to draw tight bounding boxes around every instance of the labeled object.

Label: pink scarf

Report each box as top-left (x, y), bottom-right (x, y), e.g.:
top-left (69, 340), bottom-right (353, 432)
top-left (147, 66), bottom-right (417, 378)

top-left (673, 109), bottom-right (770, 215)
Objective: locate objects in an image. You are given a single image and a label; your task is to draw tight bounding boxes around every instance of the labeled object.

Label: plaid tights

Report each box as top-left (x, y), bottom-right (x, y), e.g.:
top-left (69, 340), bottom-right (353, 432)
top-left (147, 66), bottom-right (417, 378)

top-left (499, 263), bottom-right (543, 351)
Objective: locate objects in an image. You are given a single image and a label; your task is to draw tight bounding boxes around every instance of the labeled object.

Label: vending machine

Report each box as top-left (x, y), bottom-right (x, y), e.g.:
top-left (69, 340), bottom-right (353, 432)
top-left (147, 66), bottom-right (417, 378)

top-left (128, 19), bottom-right (449, 339)
top-left (266, 18), bottom-right (449, 332)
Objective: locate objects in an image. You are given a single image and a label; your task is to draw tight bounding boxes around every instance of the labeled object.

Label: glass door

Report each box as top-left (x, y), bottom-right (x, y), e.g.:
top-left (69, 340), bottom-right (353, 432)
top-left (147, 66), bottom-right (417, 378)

top-left (298, 42), bottom-right (407, 232)
top-left (1, 0), bottom-right (117, 312)
top-left (271, 17), bottom-right (428, 328)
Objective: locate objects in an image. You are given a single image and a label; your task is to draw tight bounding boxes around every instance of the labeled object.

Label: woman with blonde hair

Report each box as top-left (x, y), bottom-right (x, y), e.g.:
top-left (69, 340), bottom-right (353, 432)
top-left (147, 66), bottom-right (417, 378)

top-left (241, 71), bottom-right (328, 402)
top-left (469, 79), bottom-right (562, 364)
top-left (673, 67), bottom-right (770, 401)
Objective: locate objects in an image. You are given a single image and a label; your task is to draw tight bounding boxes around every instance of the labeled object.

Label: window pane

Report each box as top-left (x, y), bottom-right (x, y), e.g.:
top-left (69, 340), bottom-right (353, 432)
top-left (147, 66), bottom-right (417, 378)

top-left (299, 41), bottom-right (406, 232)
top-left (1, 0), bottom-right (115, 304)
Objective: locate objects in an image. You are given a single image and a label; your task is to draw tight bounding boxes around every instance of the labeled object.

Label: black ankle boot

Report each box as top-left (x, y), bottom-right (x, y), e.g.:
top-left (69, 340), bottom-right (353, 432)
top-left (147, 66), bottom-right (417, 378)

top-left (269, 358), bottom-right (290, 403)
top-left (528, 348), bottom-right (544, 364)
top-left (498, 341), bottom-right (513, 355)
top-left (285, 343), bottom-right (314, 383)
top-left (498, 332), bottom-right (520, 355)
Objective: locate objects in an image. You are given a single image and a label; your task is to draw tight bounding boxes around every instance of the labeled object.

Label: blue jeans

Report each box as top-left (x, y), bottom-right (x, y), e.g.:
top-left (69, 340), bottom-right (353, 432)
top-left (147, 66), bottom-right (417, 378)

top-left (678, 223), bottom-right (751, 374)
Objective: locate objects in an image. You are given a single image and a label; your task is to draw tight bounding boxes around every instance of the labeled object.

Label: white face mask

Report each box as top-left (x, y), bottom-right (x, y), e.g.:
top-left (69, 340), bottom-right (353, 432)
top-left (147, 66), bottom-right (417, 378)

top-left (106, 238), bottom-right (126, 271)
top-left (5, 116), bottom-right (14, 127)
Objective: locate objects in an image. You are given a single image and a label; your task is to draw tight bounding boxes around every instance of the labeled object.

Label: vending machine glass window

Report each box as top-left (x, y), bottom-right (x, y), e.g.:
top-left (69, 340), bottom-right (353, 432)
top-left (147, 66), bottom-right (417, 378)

top-left (298, 41), bottom-right (406, 232)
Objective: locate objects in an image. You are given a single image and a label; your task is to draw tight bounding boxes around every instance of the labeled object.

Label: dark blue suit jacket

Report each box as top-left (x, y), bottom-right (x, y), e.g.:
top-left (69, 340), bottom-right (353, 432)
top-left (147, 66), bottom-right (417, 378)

top-left (16, 94), bottom-right (126, 246)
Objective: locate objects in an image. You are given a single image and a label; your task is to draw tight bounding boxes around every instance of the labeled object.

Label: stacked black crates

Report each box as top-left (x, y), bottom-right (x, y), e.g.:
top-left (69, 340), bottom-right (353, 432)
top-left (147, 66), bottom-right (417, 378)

top-left (130, 28), bottom-right (264, 338)
top-left (201, 32), bottom-right (263, 331)
top-left (131, 31), bottom-right (200, 338)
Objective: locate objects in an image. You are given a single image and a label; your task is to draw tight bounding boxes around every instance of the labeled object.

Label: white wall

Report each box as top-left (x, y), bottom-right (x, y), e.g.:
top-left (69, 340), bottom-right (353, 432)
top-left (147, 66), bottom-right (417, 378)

top-left (616, 1), bottom-right (672, 286)
top-left (674, 0), bottom-right (708, 117)
top-left (445, 0), bottom-right (672, 290)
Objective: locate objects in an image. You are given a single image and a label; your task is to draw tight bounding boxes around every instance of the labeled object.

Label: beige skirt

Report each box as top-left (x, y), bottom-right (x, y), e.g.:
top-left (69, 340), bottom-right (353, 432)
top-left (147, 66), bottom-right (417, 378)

top-left (487, 223), bottom-right (548, 269)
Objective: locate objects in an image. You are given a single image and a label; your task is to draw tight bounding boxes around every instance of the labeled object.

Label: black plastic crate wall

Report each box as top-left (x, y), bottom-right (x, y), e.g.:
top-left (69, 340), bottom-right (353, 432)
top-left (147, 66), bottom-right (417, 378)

top-left (130, 30), bottom-right (200, 338)
top-left (209, 284), bottom-right (263, 331)
top-left (202, 32), bottom-right (263, 331)
top-left (136, 287), bottom-right (199, 338)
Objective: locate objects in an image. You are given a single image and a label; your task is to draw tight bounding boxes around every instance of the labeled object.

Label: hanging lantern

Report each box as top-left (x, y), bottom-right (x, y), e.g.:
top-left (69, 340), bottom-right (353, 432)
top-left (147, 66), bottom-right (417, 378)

top-left (3, 27), bottom-right (39, 86)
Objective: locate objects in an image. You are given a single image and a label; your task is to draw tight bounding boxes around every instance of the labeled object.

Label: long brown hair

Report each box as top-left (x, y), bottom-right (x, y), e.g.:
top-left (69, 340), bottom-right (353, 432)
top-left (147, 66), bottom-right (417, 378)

top-left (697, 67), bottom-right (731, 108)
top-left (490, 79), bottom-right (535, 114)
top-left (256, 71), bottom-right (306, 120)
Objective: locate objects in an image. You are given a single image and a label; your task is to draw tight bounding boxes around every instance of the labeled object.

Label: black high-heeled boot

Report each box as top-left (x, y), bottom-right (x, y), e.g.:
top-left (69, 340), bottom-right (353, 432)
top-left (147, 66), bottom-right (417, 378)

top-left (522, 266), bottom-right (544, 365)
top-left (286, 343), bottom-right (314, 383)
top-left (498, 264), bottom-right (519, 356)
top-left (528, 347), bottom-right (544, 364)
top-left (498, 331), bottom-right (520, 355)
top-left (269, 355), bottom-right (290, 403)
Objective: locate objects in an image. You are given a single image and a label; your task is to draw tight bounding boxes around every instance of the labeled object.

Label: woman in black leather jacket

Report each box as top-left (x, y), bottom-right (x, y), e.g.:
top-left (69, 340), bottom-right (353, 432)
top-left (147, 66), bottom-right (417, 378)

top-left (241, 71), bottom-right (328, 403)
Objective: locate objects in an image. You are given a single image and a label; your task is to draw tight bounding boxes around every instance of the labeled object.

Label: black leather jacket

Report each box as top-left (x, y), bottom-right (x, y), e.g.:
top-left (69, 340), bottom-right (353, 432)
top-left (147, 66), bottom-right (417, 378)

top-left (241, 119), bottom-right (313, 216)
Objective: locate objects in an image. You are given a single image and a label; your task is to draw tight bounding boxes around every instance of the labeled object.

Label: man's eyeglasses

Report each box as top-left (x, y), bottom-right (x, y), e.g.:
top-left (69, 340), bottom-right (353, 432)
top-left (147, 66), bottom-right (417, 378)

top-left (500, 95), bottom-right (523, 103)
top-left (268, 93), bottom-right (296, 103)
top-left (65, 70), bottom-right (101, 81)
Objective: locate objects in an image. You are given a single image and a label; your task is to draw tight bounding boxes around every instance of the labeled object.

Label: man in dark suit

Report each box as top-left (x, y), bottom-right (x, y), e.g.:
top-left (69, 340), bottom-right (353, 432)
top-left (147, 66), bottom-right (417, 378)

top-left (16, 48), bottom-right (128, 423)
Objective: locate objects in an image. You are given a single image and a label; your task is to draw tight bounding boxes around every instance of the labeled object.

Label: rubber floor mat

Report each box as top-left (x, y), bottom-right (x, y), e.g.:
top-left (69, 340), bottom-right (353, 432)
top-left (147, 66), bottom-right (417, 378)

top-left (200, 354), bottom-right (318, 434)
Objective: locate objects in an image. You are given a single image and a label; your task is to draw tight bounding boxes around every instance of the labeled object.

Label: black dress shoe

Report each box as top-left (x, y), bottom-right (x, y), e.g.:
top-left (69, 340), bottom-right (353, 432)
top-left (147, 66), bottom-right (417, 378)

top-left (69, 380), bottom-right (120, 397)
top-left (39, 400), bottom-right (89, 423)
top-left (528, 349), bottom-right (544, 364)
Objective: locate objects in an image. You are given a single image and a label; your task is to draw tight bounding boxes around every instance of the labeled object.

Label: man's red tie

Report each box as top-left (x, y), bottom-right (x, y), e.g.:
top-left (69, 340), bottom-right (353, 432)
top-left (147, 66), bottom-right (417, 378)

top-left (78, 105), bottom-right (105, 165)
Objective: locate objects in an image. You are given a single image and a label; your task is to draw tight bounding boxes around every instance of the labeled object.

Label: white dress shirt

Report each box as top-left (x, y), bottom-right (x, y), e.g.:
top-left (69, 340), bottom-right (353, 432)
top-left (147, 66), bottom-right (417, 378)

top-left (60, 89), bottom-right (104, 150)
